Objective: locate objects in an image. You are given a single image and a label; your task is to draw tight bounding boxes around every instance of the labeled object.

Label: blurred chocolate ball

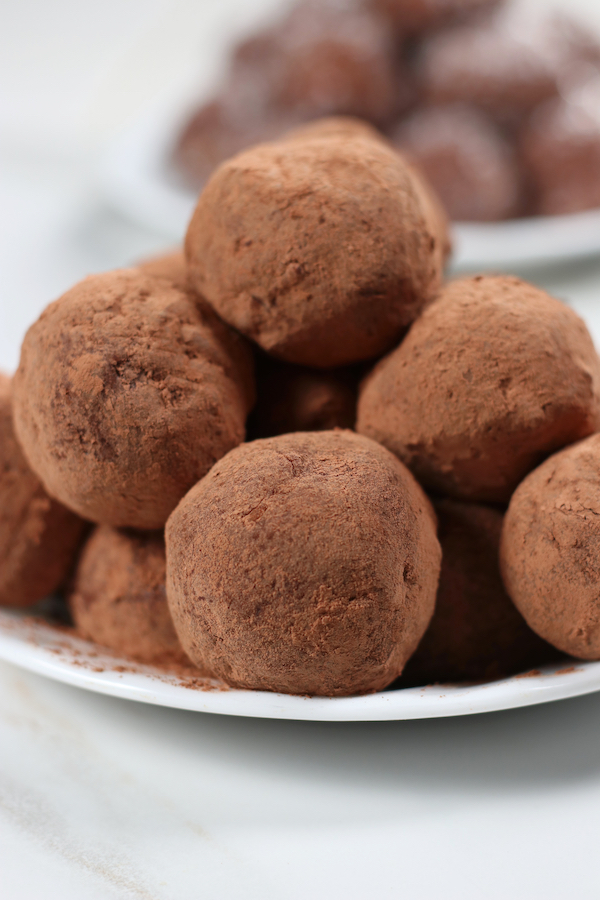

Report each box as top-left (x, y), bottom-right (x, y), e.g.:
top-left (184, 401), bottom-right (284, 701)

top-left (370, 0), bottom-right (502, 37)
top-left (520, 69), bottom-right (600, 216)
top-left (0, 374), bottom-right (86, 609)
top-left (69, 526), bottom-right (191, 667)
top-left (174, 0), bottom-right (410, 189)
top-left (265, 0), bottom-right (401, 124)
top-left (392, 103), bottom-right (522, 220)
top-left (417, 7), bottom-right (598, 124)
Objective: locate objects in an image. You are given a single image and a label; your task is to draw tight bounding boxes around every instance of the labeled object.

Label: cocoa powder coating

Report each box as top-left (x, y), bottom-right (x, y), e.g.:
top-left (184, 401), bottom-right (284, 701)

top-left (402, 499), bottom-right (558, 685)
top-left (357, 275), bottom-right (600, 503)
top-left (166, 430), bottom-right (441, 696)
top-left (13, 269), bottom-right (251, 529)
top-left (185, 131), bottom-right (448, 367)
top-left (136, 250), bottom-right (256, 412)
top-left (0, 375), bottom-right (85, 608)
top-left (500, 434), bottom-right (600, 659)
top-left (69, 526), bottom-right (191, 666)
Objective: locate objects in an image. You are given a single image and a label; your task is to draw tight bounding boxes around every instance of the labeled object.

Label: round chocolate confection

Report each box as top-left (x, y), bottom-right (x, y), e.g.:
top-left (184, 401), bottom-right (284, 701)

top-left (501, 434), bottom-right (600, 660)
top-left (285, 114), bottom-right (451, 251)
top-left (186, 130), bottom-right (448, 368)
top-left (520, 70), bottom-right (600, 216)
top-left (392, 103), bottom-right (522, 221)
top-left (357, 275), bottom-right (600, 503)
top-left (248, 354), bottom-right (359, 439)
top-left (402, 499), bottom-right (558, 685)
top-left (0, 374), bottom-right (85, 608)
top-left (13, 269), bottom-right (253, 530)
top-left (69, 526), bottom-right (191, 667)
top-left (166, 430), bottom-right (441, 696)
top-left (370, 0), bottom-right (501, 36)
top-left (267, 0), bottom-right (400, 124)
top-left (417, 8), bottom-right (579, 124)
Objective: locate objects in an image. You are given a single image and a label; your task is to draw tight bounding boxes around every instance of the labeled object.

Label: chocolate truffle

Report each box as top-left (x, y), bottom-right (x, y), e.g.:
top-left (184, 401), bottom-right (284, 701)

top-left (0, 374), bottom-right (85, 608)
top-left (520, 70), bottom-right (600, 216)
top-left (166, 430), bottom-right (441, 696)
top-left (370, 0), bottom-right (501, 36)
top-left (186, 131), bottom-right (448, 368)
top-left (357, 275), bottom-right (600, 503)
top-left (392, 103), bottom-right (522, 221)
top-left (500, 434), bottom-right (600, 660)
top-left (69, 526), bottom-right (190, 666)
top-left (287, 116), bottom-right (450, 256)
top-left (248, 355), bottom-right (358, 439)
top-left (265, 0), bottom-right (399, 124)
top-left (417, 8), bottom-right (594, 124)
top-left (13, 269), bottom-right (252, 530)
top-left (402, 499), bottom-right (557, 685)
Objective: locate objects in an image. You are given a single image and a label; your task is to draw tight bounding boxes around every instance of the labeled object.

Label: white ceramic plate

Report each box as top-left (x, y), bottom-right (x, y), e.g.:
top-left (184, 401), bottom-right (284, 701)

top-left (1, 609), bottom-right (598, 721)
top-left (100, 105), bottom-right (600, 272)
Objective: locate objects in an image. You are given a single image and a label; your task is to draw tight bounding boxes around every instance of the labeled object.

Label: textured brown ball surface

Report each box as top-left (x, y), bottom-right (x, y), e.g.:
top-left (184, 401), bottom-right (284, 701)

top-left (69, 526), bottom-right (190, 666)
top-left (186, 132), bottom-right (448, 367)
top-left (402, 499), bottom-right (558, 685)
top-left (286, 119), bottom-right (451, 269)
top-left (13, 270), bottom-right (251, 530)
top-left (166, 430), bottom-right (441, 696)
top-left (357, 275), bottom-right (600, 503)
top-left (0, 375), bottom-right (85, 608)
top-left (135, 250), bottom-right (256, 412)
top-left (500, 435), bottom-right (600, 660)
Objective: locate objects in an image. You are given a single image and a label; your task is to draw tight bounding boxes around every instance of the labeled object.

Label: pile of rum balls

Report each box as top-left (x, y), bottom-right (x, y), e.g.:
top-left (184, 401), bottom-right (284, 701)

top-left (3, 117), bottom-right (600, 696)
top-left (175, 0), bottom-right (600, 222)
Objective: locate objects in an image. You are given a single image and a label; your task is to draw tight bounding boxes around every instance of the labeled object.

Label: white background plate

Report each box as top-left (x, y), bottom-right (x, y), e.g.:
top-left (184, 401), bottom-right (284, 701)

top-left (0, 610), bottom-right (596, 722)
top-left (100, 104), bottom-right (600, 273)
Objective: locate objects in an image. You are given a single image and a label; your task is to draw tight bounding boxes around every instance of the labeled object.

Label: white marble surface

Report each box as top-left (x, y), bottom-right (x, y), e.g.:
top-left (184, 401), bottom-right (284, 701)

top-left (4, 661), bottom-right (600, 899)
top-left (3, 1), bottom-right (600, 897)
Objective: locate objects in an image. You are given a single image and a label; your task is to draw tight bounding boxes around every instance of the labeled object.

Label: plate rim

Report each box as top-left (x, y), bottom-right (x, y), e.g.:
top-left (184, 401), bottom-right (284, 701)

top-left (0, 610), bottom-right (597, 722)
